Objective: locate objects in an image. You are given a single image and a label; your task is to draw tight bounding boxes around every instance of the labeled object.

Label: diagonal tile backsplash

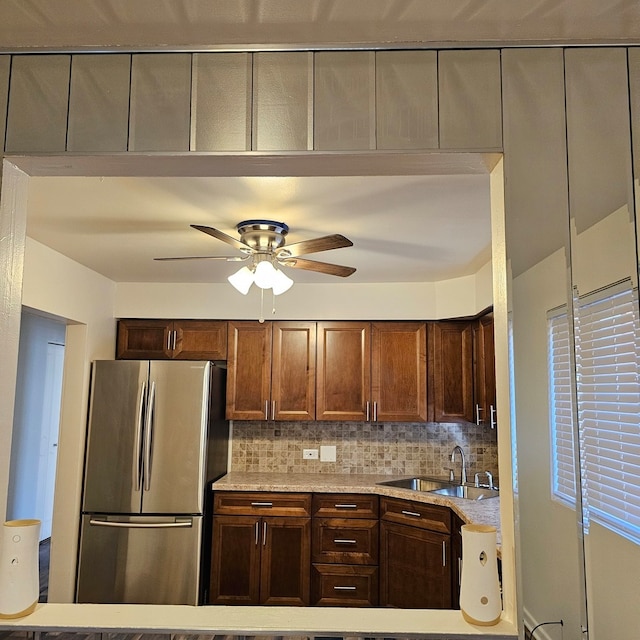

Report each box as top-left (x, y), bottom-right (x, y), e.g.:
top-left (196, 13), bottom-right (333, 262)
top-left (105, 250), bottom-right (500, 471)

top-left (230, 421), bottom-right (498, 480)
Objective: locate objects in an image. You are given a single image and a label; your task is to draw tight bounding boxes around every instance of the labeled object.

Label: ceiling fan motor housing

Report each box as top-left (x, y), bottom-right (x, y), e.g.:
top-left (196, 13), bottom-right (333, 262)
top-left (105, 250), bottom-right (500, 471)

top-left (236, 219), bottom-right (289, 252)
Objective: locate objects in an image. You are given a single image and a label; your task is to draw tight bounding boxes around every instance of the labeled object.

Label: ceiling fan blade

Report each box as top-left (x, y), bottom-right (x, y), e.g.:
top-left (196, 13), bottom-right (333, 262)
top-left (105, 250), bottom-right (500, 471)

top-left (281, 257), bottom-right (356, 277)
top-left (154, 255), bottom-right (247, 262)
top-left (191, 224), bottom-right (250, 252)
top-left (277, 234), bottom-right (353, 258)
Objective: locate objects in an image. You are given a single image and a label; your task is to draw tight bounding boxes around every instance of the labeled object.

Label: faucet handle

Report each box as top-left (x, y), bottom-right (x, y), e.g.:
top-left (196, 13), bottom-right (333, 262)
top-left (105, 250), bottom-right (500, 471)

top-left (445, 467), bottom-right (455, 482)
top-left (474, 471), bottom-right (495, 489)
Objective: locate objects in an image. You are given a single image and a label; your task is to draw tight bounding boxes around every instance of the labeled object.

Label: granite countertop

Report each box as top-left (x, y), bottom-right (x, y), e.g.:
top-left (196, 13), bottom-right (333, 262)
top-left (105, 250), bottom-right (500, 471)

top-left (211, 471), bottom-right (502, 551)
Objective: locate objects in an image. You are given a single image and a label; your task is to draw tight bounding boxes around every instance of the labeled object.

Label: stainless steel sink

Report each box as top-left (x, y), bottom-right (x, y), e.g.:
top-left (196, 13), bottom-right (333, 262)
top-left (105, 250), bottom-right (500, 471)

top-left (377, 476), bottom-right (451, 492)
top-left (377, 476), bottom-right (499, 500)
top-left (429, 485), bottom-right (499, 500)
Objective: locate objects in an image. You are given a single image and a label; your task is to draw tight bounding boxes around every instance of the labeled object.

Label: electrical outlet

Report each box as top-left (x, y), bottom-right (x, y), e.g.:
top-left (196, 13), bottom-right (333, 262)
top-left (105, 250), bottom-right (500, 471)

top-left (303, 448), bottom-right (319, 460)
top-left (320, 445), bottom-right (337, 462)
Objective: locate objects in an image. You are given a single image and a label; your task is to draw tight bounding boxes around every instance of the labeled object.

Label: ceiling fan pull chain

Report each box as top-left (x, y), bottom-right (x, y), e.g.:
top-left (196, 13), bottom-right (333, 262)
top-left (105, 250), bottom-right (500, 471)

top-left (259, 287), bottom-right (265, 324)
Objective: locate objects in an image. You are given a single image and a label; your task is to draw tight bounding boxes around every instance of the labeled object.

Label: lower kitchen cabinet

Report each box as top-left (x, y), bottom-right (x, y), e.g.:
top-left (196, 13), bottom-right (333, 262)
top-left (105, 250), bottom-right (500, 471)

top-left (311, 493), bottom-right (379, 607)
top-left (379, 497), bottom-right (453, 609)
top-left (208, 492), bottom-right (311, 605)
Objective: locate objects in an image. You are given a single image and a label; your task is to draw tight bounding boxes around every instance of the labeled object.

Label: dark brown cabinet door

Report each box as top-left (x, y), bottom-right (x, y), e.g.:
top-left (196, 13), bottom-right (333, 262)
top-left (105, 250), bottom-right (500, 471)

top-left (428, 321), bottom-right (474, 423)
top-left (271, 321), bottom-right (316, 421)
top-left (260, 516), bottom-right (311, 605)
top-left (208, 514), bottom-right (310, 605)
top-left (116, 319), bottom-right (227, 360)
top-left (316, 321), bottom-right (371, 421)
top-left (226, 321), bottom-right (272, 420)
top-left (208, 515), bottom-right (261, 604)
top-left (116, 318), bottom-right (173, 359)
top-left (473, 313), bottom-right (496, 428)
top-left (380, 520), bottom-right (452, 609)
top-left (372, 322), bottom-right (427, 422)
top-left (173, 320), bottom-right (227, 360)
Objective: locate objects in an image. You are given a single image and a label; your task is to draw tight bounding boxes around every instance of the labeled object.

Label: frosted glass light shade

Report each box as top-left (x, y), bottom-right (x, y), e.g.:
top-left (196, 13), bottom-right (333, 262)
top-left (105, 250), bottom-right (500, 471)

top-left (459, 524), bottom-right (502, 626)
top-left (254, 260), bottom-right (277, 289)
top-left (228, 266), bottom-right (255, 295)
top-left (0, 519), bottom-right (41, 619)
top-left (271, 268), bottom-right (294, 295)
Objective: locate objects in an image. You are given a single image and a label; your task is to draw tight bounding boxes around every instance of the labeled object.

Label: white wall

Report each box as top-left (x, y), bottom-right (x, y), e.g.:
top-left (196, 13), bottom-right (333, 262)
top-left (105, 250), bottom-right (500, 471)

top-left (114, 264), bottom-right (493, 320)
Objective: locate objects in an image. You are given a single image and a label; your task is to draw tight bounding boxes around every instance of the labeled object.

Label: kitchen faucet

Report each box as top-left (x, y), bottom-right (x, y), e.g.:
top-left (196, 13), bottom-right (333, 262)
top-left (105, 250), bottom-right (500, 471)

top-left (450, 445), bottom-right (467, 485)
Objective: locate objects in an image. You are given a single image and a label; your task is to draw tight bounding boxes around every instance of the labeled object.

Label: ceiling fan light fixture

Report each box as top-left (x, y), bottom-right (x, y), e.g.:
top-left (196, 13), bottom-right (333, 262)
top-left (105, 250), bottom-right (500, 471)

top-left (228, 265), bottom-right (255, 295)
top-left (271, 268), bottom-right (294, 295)
top-left (253, 260), bottom-right (277, 289)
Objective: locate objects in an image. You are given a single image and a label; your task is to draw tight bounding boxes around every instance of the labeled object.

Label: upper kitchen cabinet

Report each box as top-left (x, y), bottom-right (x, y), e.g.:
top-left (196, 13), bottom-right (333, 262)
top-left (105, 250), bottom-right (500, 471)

top-left (226, 321), bottom-right (316, 421)
top-left (316, 322), bottom-right (371, 421)
top-left (438, 50), bottom-right (502, 150)
top-left (5, 55), bottom-right (70, 153)
top-left (428, 321), bottom-right (474, 423)
top-left (371, 322), bottom-right (428, 422)
top-left (116, 319), bottom-right (227, 361)
top-left (67, 55), bottom-right (131, 152)
top-left (317, 321), bottom-right (427, 422)
top-left (129, 54), bottom-right (191, 151)
top-left (473, 313), bottom-right (496, 429)
top-left (375, 51), bottom-right (438, 150)
top-left (192, 53), bottom-right (252, 151)
top-left (252, 52), bottom-right (313, 151)
top-left (314, 52), bottom-right (375, 151)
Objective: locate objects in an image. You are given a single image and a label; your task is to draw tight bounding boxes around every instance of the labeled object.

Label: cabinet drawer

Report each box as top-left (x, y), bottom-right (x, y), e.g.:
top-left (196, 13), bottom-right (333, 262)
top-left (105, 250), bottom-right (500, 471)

top-left (380, 497), bottom-right (452, 534)
top-left (312, 493), bottom-right (379, 518)
top-left (312, 518), bottom-right (378, 565)
top-left (311, 564), bottom-right (378, 607)
top-left (213, 491), bottom-right (312, 517)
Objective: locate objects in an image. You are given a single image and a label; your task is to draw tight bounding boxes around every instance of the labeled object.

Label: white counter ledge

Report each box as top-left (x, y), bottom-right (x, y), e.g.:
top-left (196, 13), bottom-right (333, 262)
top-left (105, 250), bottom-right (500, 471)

top-left (211, 472), bottom-right (502, 550)
top-left (0, 603), bottom-right (517, 638)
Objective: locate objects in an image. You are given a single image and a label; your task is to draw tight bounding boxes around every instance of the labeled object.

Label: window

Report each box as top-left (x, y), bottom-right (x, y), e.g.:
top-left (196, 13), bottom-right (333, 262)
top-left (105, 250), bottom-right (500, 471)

top-left (549, 280), bottom-right (640, 545)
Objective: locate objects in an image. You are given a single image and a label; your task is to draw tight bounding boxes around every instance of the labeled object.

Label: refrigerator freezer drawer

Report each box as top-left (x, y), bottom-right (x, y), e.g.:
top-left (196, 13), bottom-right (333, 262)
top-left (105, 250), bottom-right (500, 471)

top-left (76, 514), bottom-right (203, 605)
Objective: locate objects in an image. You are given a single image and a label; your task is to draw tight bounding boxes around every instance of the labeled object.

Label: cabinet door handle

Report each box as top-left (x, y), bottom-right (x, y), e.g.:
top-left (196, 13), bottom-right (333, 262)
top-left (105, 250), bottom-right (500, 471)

top-left (172, 330), bottom-right (177, 351)
top-left (254, 521), bottom-right (259, 545)
top-left (442, 540), bottom-right (447, 567)
top-left (490, 405), bottom-right (497, 429)
top-left (263, 521), bottom-right (267, 546)
top-left (265, 401), bottom-right (269, 420)
top-left (373, 401), bottom-right (378, 422)
top-left (476, 404), bottom-right (483, 425)
top-left (334, 539), bottom-right (357, 544)
top-left (333, 586), bottom-right (357, 591)
top-left (334, 503), bottom-right (358, 509)
top-left (365, 401), bottom-right (370, 422)
top-left (401, 510), bottom-right (422, 518)
top-left (250, 502), bottom-right (273, 507)
top-left (167, 330), bottom-right (172, 351)
top-left (272, 400), bottom-right (276, 421)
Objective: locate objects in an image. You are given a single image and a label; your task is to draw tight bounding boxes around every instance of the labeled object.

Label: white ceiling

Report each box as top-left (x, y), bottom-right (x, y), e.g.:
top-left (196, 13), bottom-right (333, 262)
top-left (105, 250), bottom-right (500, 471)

top-left (26, 172), bottom-right (492, 286)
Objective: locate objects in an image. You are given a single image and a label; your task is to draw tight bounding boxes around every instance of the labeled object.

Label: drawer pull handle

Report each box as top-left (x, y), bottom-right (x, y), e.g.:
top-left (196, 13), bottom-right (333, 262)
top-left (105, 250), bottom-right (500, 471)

top-left (333, 586), bottom-right (357, 591)
top-left (334, 539), bottom-right (357, 544)
top-left (401, 510), bottom-right (422, 518)
top-left (250, 502), bottom-right (273, 507)
top-left (334, 504), bottom-right (358, 509)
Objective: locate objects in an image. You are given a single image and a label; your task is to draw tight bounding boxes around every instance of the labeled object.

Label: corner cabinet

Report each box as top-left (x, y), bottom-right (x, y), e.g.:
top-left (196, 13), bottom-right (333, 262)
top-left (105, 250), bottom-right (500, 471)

top-left (428, 321), bottom-right (474, 423)
top-left (208, 491), bottom-right (311, 606)
top-left (316, 321), bottom-right (427, 422)
top-left (226, 320), bottom-right (316, 421)
top-left (116, 319), bottom-right (227, 360)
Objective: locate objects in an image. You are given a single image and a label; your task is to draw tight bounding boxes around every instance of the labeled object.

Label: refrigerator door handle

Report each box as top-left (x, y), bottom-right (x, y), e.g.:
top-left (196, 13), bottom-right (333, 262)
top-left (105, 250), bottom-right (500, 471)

top-left (143, 380), bottom-right (156, 492)
top-left (88, 517), bottom-right (193, 529)
top-left (134, 380), bottom-right (146, 492)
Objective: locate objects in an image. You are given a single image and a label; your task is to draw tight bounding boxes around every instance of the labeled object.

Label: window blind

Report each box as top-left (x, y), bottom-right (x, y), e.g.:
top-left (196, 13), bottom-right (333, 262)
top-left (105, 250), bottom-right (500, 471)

top-left (548, 307), bottom-right (577, 505)
top-left (575, 282), bottom-right (640, 544)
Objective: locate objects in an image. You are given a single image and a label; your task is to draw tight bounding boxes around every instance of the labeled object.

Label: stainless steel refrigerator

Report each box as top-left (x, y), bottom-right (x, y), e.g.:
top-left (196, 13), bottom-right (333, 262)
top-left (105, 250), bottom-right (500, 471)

top-left (76, 359), bottom-right (228, 605)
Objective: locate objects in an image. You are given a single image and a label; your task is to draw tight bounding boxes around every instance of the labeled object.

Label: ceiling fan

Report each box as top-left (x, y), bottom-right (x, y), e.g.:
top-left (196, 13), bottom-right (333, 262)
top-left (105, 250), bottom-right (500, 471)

top-left (155, 220), bottom-right (356, 289)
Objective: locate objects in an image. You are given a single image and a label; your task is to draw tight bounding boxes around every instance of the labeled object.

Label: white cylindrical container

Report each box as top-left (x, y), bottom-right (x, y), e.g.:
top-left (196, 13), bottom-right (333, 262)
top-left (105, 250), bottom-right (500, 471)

top-left (0, 519), bottom-right (41, 619)
top-left (459, 523), bottom-right (502, 626)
